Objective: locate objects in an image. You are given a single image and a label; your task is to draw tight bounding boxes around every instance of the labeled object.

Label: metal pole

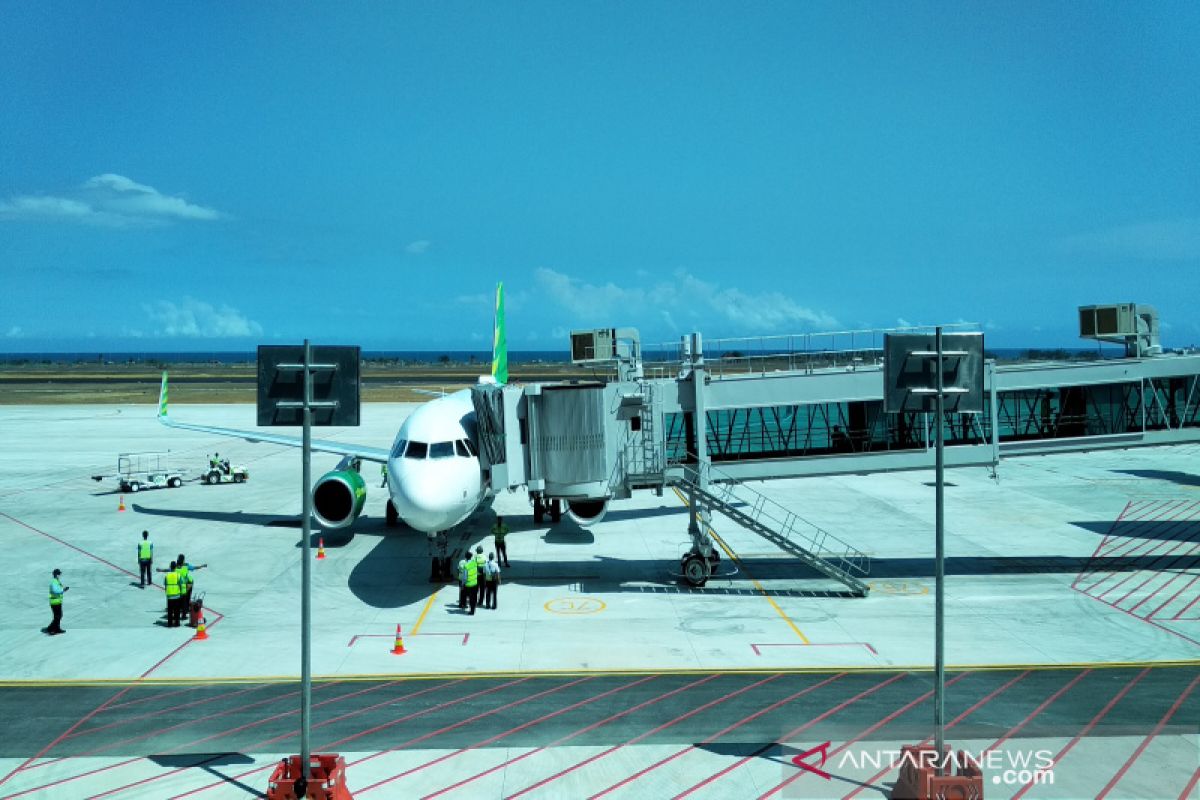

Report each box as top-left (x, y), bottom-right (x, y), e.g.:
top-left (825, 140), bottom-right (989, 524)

top-left (934, 326), bottom-right (946, 772)
top-left (300, 339), bottom-right (313, 789)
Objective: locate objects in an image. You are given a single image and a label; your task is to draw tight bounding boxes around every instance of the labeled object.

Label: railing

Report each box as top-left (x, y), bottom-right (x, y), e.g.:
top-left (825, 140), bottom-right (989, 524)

top-left (679, 461), bottom-right (870, 579)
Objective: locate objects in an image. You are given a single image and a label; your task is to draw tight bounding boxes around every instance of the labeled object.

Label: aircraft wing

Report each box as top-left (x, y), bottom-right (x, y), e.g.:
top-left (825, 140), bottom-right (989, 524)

top-left (156, 373), bottom-right (391, 463)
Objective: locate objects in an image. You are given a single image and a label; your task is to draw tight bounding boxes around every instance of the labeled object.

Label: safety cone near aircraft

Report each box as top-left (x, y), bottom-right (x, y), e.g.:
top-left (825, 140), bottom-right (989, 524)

top-left (317, 538), bottom-right (326, 560)
top-left (118, 495), bottom-right (126, 512)
top-left (391, 624), bottom-right (406, 655)
top-left (194, 615), bottom-right (208, 641)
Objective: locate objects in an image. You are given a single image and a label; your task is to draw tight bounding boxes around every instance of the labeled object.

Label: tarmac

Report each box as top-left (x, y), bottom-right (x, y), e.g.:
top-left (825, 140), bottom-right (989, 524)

top-left (0, 402), bottom-right (1197, 798)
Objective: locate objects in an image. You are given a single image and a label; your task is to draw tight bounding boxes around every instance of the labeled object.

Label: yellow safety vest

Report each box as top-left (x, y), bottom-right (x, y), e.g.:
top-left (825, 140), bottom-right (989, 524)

top-left (138, 540), bottom-right (153, 560)
top-left (465, 559), bottom-right (479, 588)
top-left (177, 564), bottom-right (191, 591)
top-left (492, 524), bottom-right (509, 543)
top-left (49, 580), bottom-right (64, 606)
top-left (165, 571), bottom-right (181, 599)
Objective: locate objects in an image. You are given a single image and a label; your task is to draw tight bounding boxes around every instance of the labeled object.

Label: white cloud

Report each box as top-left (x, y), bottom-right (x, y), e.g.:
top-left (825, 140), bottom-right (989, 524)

top-left (533, 267), bottom-right (838, 336)
top-left (896, 317), bottom-right (913, 328)
top-left (0, 174), bottom-right (222, 227)
top-left (5, 326), bottom-right (22, 338)
top-left (143, 298), bottom-right (262, 338)
top-left (405, 240), bottom-right (431, 254)
top-left (1060, 218), bottom-right (1200, 261)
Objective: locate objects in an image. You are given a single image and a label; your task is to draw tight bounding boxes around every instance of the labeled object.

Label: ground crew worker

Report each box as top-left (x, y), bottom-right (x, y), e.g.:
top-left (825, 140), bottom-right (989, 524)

top-left (158, 560), bottom-right (182, 627)
top-left (457, 555), bottom-right (469, 610)
top-left (210, 452), bottom-right (219, 469)
top-left (483, 553), bottom-right (500, 609)
top-left (47, 568), bottom-right (68, 635)
top-left (380, 463), bottom-right (388, 488)
top-left (137, 530), bottom-right (154, 588)
top-left (492, 515), bottom-right (511, 567)
top-left (463, 552), bottom-right (479, 615)
top-left (473, 546), bottom-right (487, 608)
top-left (175, 553), bottom-right (208, 625)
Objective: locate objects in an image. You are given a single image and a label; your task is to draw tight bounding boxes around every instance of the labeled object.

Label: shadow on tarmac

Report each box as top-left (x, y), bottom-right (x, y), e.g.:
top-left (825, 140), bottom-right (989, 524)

top-left (1072, 519), bottom-right (1200, 544)
top-left (1111, 469), bottom-right (1200, 488)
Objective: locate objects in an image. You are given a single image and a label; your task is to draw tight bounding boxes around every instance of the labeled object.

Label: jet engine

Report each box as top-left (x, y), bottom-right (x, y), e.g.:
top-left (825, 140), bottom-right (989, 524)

top-left (565, 498), bottom-right (608, 527)
top-left (312, 468), bottom-right (367, 529)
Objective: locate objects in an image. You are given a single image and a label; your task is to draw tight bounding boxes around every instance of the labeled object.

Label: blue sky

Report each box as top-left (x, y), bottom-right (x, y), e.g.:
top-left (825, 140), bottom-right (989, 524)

top-left (1, 2), bottom-right (1197, 352)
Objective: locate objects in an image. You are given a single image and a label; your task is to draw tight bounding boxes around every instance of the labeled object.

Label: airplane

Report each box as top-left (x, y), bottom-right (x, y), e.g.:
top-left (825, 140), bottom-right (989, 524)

top-left (156, 284), bottom-right (510, 537)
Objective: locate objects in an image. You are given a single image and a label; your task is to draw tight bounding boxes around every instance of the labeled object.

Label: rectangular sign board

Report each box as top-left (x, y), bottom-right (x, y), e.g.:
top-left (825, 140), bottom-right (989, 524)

top-left (256, 345), bottom-right (361, 427)
top-left (883, 333), bottom-right (985, 414)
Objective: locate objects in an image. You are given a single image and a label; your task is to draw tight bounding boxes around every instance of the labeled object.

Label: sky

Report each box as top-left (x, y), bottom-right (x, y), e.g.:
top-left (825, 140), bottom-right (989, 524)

top-left (1, 2), bottom-right (1198, 352)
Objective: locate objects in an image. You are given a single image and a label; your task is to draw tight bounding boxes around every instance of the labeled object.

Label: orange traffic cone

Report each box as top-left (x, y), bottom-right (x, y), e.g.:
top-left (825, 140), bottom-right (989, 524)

top-left (118, 495), bottom-right (126, 512)
top-left (317, 538), bottom-right (326, 560)
top-left (391, 624), bottom-right (406, 655)
top-left (194, 615), bottom-right (208, 641)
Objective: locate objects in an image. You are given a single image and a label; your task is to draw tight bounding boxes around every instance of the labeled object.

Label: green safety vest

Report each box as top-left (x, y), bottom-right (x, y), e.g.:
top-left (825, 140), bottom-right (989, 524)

top-left (165, 571), bottom-right (181, 599)
top-left (492, 524), bottom-right (508, 543)
top-left (49, 579), bottom-right (64, 606)
top-left (465, 559), bottom-right (479, 588)
top-left (177, 564), bottom-right (191, 591)
top-left (138, 540), bottom-right (153, 560)
top-left (475, 553), bottom-right (486, 570)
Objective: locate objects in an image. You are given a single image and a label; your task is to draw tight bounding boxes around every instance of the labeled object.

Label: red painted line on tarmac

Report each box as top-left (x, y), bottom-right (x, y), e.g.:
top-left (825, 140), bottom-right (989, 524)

top-left (1084, 517), bottom-right (1200, 596)
top-left (1011, 667), bottom-right (1150, 800)
top-left (85, 679), bottom-right (448, 800)
top-left (1089, 496), bottom-right (1200, 573)
top-left (1095, 500), bottom-right (1188, 557)
top-left (1096, 672), bottom-right (1200, 800)
top-left (1097, 536), bottom-right (1200, 603)
top-left (496, 673), bottom-right (756, 800)
top-left (1124, 543), bottom-right (1200, 614)
top-left (1178, 766), bottom-right (1200, 800)
top-left (1, 682), bottom-right (343, 799)
top-left (1150, 572), bottom-right (1200, 620)
top-left (771, 675), bottom-right (977, 799)
top-left (1092, 500), bottom-right (1135, 557)
top-left (0, 510), bottom-right (143, 580)
top-left (359, 675), bottom-right (666, 795)
top-left (589, 673), bottom-right (845, 800)
top-left (169, 677), bottom-right (532, 799)
top-left (0, 628), bottom-right (200, 791)
top-left (840, 671), bottom-right (1029, 800)
top-left (103, 683), bottom-right (205, 712)
top-left (1089, 591), bottom-right (1200, 647)
top-left (983, 669), bottom-right (1091, 755)
top-left (750, 642), bottom-right (878, 656)
top-left (670, 673), bottom-right (907, 800)
top-left (1171, 588), bottom-right (1200, 620)
top-left (59, 681), bottom-right (270, 742)
top-left (1089, 500), bottom-right (1199, 565)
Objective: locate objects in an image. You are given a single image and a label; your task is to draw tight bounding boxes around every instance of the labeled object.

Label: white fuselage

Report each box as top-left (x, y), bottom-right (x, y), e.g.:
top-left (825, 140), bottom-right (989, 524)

top-left (386, 390), bottom-right (486, 532)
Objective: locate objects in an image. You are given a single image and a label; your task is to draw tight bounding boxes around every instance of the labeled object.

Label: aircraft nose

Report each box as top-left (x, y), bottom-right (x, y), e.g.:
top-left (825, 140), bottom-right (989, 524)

top-left (388, 458), bottom-right (461, 532)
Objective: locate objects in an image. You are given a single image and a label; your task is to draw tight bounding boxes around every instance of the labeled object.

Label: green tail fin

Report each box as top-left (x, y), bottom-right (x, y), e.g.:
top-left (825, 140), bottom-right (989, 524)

top-left (158, 372), bottom-right (169, 418)
top-left (491, 282), bottom-right (508, 385)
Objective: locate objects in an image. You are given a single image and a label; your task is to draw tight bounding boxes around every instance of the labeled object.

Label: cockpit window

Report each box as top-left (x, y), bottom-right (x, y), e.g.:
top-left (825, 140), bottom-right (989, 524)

top-left (405, 441), bottom-right (428, 459)
top-left (455, 440), bottom-right (470, 457)
top-left (429, 441), bottom-right (454, 459)
top-left (391, 439), bottom-right (407, 459)
top-left (462, 438), bottom-right (478, 457)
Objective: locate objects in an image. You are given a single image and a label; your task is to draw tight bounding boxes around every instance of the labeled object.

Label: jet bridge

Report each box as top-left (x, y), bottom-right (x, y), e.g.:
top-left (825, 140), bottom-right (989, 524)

top-left (473, 312), bottom-right (1200, 594)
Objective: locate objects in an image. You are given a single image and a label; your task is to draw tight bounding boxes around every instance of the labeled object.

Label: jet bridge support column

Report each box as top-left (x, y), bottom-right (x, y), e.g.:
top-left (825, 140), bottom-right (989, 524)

top-left (683, 333), bottom-right (718, 586)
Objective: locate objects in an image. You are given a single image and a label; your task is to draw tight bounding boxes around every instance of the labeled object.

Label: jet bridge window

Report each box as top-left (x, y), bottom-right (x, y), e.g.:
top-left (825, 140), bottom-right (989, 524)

top-left (429, 441), bottom-right (455, 459)
top-left (405, 441), bottom-right (428, 459)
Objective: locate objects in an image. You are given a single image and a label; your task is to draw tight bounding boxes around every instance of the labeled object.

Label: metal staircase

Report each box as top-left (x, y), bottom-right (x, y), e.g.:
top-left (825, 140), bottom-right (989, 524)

top-left (674, 462), bottom-right (871, 596)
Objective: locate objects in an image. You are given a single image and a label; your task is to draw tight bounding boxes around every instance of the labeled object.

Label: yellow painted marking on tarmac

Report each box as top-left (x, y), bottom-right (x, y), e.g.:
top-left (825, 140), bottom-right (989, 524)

top-left (3, 660), bottom-right (1197, 687)
top-left (544, 597), bottom-right (606, 615)
top-left (410, 589), bottom-right (439, 636)
top-left (671, 486), bottom-right (810, 644)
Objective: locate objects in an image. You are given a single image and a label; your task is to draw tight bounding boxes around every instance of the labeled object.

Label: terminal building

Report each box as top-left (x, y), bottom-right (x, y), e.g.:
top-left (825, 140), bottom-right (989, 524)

top-left (470, 304), bottom-right (1200, 595)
